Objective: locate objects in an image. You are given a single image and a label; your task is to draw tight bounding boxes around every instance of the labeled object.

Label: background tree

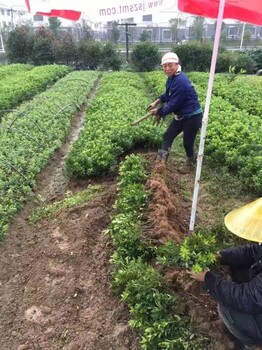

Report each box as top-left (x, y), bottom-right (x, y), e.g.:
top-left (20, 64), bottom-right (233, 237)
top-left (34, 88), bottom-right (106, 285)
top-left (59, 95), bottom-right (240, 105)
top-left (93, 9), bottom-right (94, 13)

top-left (193, 16), bottom-right (205, 42)
top-left (101, 42), bottom-right (123, 70)
top-left (243, 29), bottom-right (252, 48)
top-left (82, 24), bottom-right (93, 40)
top-left (131, 42), bottom-right (160, 71)
top-left (169, 18), bottom-right (179, 43)
top-left (31, 27), bottom-right (55, 65)
top-left (220, 29), bottom-right (228, 44)
top-left (0, 22), bottom-right (12, 44)
top-left (77, 40), bottom-right (103, 68)
top-left (247, 48), bottom-right (262, 71)
top-left (173, 42), bottom-right (213, 71)
top-left (213, 20), bottom-right (227, 43)
top-left (54, 31), bottom-right (76, 65)
top-left (6, 25), bottom-right (33, 63)
top-left (140, 30), bottom-right (151, 42)
top-left (110, 21), bottom-right (120, 45)
top-left (48, 17), bottom-right (62, 37)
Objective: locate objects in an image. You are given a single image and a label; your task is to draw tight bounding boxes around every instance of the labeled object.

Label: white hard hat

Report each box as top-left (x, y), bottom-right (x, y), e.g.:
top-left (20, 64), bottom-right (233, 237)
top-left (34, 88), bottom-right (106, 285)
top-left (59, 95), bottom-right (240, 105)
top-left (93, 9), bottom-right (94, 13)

top-left (161, 52), bottom-right (179, 65)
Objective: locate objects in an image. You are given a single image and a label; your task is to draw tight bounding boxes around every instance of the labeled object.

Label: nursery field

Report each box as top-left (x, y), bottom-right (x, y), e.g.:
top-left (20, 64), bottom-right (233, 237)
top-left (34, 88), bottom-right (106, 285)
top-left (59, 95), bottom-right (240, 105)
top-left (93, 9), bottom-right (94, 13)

top-left (0, 65), bottom-right (261, 350)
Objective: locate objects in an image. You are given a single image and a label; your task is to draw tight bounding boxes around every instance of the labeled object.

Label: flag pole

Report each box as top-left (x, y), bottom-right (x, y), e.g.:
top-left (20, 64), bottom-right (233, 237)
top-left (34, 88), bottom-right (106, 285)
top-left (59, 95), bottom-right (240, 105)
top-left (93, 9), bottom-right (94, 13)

top-left (189, 0), bottom-right (226, 232)
top-left (240, 22), bottom-right (246, 50)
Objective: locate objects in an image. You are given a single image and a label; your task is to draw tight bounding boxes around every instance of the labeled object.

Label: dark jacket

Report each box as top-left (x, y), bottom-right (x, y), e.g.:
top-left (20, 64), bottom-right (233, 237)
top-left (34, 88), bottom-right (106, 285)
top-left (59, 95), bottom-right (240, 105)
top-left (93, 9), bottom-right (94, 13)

top-left (157, 72), bottom-right (201, 118)
top-left (205, 244), bottom-right (262, 315)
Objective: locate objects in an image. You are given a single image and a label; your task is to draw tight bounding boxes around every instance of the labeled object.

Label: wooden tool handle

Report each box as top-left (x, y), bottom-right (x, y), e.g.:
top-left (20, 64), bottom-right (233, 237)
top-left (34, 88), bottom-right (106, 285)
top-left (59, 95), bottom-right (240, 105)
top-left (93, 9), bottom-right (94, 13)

top-left (131, 112), bottom-right (151, 126)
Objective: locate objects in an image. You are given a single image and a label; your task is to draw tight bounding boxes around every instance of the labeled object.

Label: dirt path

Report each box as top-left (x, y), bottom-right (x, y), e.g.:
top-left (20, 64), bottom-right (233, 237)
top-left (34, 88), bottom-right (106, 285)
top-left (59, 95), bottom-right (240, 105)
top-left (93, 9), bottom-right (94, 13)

top-left (0, 83), bottom-right (140, 350)
top-left (0, 182), bottom-right (141, 350)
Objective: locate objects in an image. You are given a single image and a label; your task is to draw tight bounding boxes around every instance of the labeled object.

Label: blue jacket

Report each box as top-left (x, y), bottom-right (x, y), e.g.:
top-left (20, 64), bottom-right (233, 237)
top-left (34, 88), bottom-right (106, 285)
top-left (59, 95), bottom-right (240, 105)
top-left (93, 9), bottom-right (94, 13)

top-left (205, 244), bottom-right (262, 315)
top-left (157, 72), bottom-right (201, 118)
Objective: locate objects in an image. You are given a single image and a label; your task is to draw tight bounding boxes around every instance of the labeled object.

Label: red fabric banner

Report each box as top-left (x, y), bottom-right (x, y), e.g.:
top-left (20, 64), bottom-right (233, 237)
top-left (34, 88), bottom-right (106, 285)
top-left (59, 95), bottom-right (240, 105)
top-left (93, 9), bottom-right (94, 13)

top-left (178, 0), bottom-right (262, 25)
top-left (24, 0), bottom-right (81, 21)
top-left (36, 10), bottom-right (81, 21)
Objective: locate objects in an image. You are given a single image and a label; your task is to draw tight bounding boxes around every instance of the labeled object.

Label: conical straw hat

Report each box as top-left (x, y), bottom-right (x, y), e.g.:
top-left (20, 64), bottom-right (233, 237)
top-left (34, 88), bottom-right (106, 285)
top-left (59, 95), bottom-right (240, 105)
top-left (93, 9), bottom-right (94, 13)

top-left (225, 198), bottom-right (262, 242)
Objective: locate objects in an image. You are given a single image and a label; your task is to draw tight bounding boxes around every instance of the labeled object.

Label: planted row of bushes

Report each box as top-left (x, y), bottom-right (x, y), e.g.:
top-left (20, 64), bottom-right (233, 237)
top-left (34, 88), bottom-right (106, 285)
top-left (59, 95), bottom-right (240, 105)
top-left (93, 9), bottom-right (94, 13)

top-left (188, 72), bottom-right (262, 118)
top-left (190, 79), bottom-right (262, 194)
top-left (108, 154), bottom-right (209, 349)
top-left (0, 71), bottom-right (99, 238)
top-left (0, 64), bottom-right (71, 117)
top-left (0, 63), bottom-right (33, 79)
top-left (66, 72), bottom-right (163, 178)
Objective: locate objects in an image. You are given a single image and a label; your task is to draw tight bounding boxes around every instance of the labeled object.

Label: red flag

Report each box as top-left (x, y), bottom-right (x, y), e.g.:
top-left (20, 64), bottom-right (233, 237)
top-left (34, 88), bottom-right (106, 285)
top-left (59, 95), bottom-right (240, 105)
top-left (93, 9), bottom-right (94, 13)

top-left (178, 0), bottom-right (262, 25)
top-left (36, 10), bottom-right (81, 21)
top-left (24, 0), bottom-right (81, 21)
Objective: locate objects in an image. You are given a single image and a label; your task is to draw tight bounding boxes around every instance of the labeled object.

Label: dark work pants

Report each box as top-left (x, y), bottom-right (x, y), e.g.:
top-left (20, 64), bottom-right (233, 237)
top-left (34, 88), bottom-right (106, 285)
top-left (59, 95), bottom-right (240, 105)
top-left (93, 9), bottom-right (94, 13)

top-left (218, 304), bottom-right (262, 347)
top-left (162, 113), bottom-right (203, 158)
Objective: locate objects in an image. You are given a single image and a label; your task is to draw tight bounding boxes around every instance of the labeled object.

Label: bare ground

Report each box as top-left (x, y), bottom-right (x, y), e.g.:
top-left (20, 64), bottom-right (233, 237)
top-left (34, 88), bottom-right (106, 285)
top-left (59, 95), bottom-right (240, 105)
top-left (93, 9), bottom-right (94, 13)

top-left (0, 97), bottom-right (140, 350)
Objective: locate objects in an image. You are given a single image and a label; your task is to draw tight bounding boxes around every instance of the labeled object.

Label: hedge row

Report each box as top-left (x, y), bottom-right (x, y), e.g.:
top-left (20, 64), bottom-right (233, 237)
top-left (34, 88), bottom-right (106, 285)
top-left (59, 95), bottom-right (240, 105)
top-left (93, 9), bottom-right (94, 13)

top-left (0, 71), bottom-right (99, 238)
top-left (66, 72), bottom-right (163, 178)
top-left (0, 65), bottom-right (71, 116)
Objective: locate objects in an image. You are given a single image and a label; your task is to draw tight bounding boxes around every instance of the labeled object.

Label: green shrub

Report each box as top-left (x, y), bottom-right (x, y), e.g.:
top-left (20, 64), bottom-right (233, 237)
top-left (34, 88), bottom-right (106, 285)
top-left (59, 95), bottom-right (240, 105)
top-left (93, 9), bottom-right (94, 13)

top-left (216, 50), bottom-right (256, 73)
top-left (131, 42), bottom-right (160, 72)
top-left (6, 26), bottom-right (34, 63)
top-left (156, 232), bottom-right (218, 273)
top-left (246, 48), bottom-right (262, 71)
top-left (101, 42), bottom-right (123, 71)
top-left (31, 27), bottom-right (55, 65)
top-left (77, 40), bottom-right (103, 68)
top-left (172, 42), bottom-right (213, 71)
top-left (179, 233), bottom-right (218, 272)
top-left (54, 31), bottom-right (77, 65)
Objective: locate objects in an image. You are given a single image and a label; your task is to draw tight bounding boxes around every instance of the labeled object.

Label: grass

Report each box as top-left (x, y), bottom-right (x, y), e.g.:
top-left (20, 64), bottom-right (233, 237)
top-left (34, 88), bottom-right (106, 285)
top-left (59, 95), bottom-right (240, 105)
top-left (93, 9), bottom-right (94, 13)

top-left (169, 133), bottom-right (256, 248)
top-left (29, 184), bottom-right (101, 224)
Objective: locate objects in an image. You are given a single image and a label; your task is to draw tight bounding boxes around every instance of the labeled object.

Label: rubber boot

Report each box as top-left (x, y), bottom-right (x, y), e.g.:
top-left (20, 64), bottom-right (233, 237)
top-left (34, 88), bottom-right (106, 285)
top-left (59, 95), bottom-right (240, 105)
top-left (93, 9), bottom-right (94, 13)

top-left (158, 149), bottom-right (169, 163)
top-left (178, 156), bottom-right (196, 174)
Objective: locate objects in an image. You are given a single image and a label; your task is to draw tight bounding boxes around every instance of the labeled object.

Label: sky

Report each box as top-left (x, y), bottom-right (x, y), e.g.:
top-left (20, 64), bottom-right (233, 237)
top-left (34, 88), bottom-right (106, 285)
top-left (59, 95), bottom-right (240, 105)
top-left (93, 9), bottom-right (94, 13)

top-left (3, 0), bottom-right (27, 9)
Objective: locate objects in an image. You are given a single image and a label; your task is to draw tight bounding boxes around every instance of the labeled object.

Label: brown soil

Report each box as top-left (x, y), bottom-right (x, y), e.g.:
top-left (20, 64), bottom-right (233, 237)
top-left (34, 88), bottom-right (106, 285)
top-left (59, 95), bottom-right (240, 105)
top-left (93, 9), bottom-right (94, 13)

top-left (0, 115), bottom-right (235, 349)
top-left (144, 159), bottom-right (190, 244)
top-left (0, 182), bottom-right (140, 350)
top-left (142, 158), bottom-right (235, 350)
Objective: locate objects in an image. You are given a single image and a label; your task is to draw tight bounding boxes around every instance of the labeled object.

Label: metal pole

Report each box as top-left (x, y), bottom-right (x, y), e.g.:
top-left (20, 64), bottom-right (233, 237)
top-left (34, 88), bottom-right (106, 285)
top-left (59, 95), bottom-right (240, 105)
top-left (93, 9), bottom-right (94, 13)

top-left (10, 7), bottom-right (14, 29)
top-left (125, 23), bottom-right (129, 62)
top-left (189, 0), bottom-right (226, 232)
top-left (116, 22), bottom-right (136, 63)
top-left (240, 22), bottom-right (246, 50)
top-left (0, 33), bottom-right (4, 53)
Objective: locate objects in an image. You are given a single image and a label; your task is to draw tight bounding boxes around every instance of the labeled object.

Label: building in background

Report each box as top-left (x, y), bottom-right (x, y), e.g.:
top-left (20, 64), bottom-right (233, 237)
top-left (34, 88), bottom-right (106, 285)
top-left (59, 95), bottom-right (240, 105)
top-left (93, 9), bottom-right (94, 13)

top-left (0, 2), bottom-right (29, 28)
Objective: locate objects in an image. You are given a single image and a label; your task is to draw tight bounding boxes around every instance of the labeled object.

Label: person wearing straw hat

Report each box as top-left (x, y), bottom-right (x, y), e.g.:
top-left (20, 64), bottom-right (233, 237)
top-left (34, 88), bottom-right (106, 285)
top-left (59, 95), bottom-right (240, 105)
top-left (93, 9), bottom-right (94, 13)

top-left (147, 52), bottom-right (203, 172)
top-left (190, 198), bottom-right (262, 350)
